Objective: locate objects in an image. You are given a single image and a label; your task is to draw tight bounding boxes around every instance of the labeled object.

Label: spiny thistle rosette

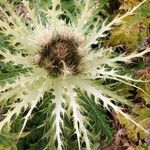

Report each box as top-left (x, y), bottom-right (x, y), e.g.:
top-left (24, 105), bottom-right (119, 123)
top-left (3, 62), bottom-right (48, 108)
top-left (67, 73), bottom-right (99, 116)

top-left (0, 0), bottom-right (150, 149)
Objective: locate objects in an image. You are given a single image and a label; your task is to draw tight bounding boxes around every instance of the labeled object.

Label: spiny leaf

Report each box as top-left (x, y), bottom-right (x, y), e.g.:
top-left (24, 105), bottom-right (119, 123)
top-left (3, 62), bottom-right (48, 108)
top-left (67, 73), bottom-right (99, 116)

top-left (78, 90), bottom-right (113, 143)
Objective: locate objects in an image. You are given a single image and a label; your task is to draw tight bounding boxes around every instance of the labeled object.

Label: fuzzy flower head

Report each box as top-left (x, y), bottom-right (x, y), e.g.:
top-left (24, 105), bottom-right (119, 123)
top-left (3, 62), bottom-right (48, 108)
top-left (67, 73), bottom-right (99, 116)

top-left (30, 24), bottom-right (84, 77)
top-left (0, 0), bottom-right (149, 149)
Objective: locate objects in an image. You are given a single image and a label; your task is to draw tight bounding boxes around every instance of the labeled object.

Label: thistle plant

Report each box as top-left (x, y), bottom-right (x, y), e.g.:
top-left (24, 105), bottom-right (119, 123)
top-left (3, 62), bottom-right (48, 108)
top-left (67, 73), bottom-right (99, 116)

top-left (0, 0), bottom-right (150, 149)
